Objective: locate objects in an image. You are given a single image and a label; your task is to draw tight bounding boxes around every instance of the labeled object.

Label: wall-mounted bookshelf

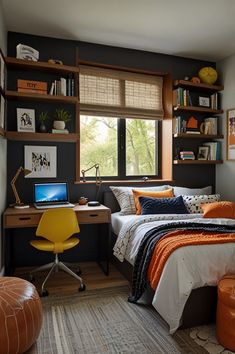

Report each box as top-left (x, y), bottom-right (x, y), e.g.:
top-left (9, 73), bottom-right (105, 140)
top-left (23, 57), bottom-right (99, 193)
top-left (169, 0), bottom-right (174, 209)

top-left (173, 160), bottom-right (223, 165)
top-left (5, 131), bottom-right (78, 143)
top-left (5, 90), bottom-right (78, 104)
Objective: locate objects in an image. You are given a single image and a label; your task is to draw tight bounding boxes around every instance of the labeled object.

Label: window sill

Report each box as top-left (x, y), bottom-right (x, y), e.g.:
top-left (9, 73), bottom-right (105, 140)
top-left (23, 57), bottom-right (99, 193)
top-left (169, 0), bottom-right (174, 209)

top-left (74, 179), bottom-right (174, 185)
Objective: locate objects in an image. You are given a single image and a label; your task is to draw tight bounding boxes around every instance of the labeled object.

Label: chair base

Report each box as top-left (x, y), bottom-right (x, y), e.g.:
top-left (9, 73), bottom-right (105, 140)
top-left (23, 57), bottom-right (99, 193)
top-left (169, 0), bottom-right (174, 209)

top-left (29, 254), bottom-right (85, 296)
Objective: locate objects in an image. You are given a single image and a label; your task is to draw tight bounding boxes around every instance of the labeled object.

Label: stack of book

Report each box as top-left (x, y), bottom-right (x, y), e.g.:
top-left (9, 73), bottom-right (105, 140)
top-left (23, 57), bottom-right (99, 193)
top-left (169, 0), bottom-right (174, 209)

top-left (203, 142), bottom-right (221, 160)
top-left (49, 74), bottom-right (75, 96)
top-left (210, 93), bottom-right (220, 110)
top-left (180, 151), bottom-right (195, 160)
top-left (17, 79), bottom-right (47, 94)
top-left (172, 116), bottom-right (187, 134)
top-left (173, 88), bottom-right (192, 106)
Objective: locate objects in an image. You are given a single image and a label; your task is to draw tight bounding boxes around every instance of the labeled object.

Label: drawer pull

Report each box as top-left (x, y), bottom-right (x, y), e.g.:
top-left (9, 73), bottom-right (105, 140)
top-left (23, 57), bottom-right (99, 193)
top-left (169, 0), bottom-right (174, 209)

top-left (19, 217), bottom-right (31, 221)
top-left (89, 214), bottom-right (98, 217)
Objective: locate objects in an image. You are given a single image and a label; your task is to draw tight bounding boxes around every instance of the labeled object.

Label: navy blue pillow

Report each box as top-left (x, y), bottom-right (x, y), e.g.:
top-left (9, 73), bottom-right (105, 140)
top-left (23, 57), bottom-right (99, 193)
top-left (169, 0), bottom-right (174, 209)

top-left (139, 195), bottom-right (189, 215)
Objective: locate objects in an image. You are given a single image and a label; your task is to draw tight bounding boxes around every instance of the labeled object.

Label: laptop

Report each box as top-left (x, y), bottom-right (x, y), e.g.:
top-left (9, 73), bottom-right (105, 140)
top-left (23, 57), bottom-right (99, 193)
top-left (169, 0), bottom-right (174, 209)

top-left (34, 182), bottom-right (75, 209)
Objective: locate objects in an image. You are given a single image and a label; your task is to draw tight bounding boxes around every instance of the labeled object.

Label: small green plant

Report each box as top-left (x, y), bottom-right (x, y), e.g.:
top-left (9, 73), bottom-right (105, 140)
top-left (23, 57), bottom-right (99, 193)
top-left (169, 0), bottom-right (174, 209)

top-left (54, 108), bottom-right (71, 122)
top-left (38, 111), bottom-right (49, 122)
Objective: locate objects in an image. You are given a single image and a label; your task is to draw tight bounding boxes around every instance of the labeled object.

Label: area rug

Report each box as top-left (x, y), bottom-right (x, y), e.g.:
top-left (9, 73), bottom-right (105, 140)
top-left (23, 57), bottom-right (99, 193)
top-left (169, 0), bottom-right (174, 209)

top-left (188, 325), bottom-right (235, 354)
top-left (27, 286), bottom-right (207, 354)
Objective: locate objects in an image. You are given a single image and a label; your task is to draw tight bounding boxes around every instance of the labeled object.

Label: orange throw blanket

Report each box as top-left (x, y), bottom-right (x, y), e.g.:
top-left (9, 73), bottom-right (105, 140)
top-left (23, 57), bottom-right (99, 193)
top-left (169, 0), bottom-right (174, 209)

top-left (147, 229), bottom-right (235, 290)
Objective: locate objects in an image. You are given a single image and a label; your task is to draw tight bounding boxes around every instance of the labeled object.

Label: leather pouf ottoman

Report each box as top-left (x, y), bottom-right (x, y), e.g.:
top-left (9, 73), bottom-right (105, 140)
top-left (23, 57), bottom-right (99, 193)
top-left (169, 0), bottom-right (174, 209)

top-left (0, 277), bottom-right (42, 354)
top-left (216, 274), bottom-right (235, 351)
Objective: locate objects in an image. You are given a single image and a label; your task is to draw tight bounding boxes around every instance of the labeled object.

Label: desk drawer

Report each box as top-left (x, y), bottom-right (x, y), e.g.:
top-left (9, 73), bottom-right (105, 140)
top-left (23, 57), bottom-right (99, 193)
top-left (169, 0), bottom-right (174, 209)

top-left (78, 211), bottom-right (109, 224)
top-left (5, 214), bottom-right (42, 228)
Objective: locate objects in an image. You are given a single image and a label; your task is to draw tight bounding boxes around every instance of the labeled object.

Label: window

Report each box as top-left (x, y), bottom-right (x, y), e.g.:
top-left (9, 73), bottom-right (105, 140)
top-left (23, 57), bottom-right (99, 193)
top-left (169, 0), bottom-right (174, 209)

top-left (79, 65), bottom-right (163, 180)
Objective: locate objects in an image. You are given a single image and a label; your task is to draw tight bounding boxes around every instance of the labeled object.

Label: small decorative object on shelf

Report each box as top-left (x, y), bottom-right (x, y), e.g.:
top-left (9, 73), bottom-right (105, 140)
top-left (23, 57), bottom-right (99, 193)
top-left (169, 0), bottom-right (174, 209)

top-left (191, 76), bottom-right (200, 84)
top-left (16, 44), bottom-right (39, 61)
top-left (197, 146), bottom-right (209, 160)
top-left (53, 108), bottom-right (71, 130)
top-left (198, 67), bottom-right (218, 85)
top-left (186, 116), bottom-right (200, 134)
top-left (17, 108), bottom-right (35, 132)
top-left (48, 59), bottom-right (63, 65)
top-left (38, 111), bottom-right (49, 133)
top-left (199, 96), bottom-right (210, 107)
top-left (17, 79), bottom-right (47, 94)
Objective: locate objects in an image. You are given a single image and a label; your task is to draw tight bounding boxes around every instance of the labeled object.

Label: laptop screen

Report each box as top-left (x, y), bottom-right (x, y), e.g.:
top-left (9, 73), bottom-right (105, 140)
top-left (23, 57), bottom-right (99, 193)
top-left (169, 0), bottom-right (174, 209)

top-left (34, 182), bottom-right (68, 203)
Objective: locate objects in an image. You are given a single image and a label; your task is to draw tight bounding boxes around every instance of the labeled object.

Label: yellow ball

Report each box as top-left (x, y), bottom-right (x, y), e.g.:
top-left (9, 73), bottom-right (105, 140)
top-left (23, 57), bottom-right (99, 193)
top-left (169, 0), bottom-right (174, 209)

top-left (198, 67), bottom-right (218, 85)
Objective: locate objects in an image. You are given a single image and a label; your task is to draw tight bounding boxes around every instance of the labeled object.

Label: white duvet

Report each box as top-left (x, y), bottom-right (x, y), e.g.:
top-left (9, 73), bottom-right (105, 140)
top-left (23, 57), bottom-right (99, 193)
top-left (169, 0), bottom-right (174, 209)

top-left (112, 214), bottom-right (235, 333)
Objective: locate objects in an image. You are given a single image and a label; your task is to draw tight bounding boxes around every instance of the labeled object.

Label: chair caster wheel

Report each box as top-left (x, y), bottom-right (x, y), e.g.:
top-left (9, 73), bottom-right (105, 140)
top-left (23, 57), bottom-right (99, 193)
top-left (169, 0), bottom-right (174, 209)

top-left (79, 284), bottom-right (86, 292)
top-left (40, 289), bottom-right (49, 297)
top-left (76, 268), bottom-right (82, 276)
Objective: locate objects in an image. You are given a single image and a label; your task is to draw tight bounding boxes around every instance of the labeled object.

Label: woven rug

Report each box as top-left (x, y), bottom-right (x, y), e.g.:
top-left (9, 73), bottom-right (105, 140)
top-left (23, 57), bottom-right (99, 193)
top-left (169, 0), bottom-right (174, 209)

top-left (27, 286), bottom-right (207, 354)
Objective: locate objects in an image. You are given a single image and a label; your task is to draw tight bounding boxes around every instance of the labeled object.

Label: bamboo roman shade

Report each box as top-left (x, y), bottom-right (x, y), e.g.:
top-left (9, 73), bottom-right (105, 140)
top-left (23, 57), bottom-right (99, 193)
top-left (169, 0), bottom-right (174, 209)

top-left (79, 65), bottom-right (163, 119)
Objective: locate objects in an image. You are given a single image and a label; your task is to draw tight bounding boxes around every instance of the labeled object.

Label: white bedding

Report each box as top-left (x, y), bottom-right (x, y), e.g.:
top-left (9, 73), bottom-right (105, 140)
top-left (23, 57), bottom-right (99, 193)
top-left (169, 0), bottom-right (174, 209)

top-left (112, 213), bottom-right (235, 333)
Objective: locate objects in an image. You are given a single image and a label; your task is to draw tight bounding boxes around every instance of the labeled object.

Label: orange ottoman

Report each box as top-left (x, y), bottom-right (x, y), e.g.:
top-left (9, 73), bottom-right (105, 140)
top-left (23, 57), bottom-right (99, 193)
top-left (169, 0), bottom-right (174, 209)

top-left (216, 274), bottom-right (235, 351)
top-left (0, 277), bottom-right (43, 354)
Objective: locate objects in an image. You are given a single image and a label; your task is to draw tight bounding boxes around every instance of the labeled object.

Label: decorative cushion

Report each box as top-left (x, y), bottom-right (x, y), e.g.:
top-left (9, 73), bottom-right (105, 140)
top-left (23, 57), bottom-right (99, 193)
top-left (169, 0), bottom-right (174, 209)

top-left (202, 201), bottom-right (235, 219)
top-left (183, 194), bottom-right (220, 214)
top-left (172, 185), bottom-right (212, 197)
top-left (132, 188), bottom-right (174, 215)
top-left (109, 185), bottom-right (170, 215)
top-left (139, 196), bottom-right (189, 215)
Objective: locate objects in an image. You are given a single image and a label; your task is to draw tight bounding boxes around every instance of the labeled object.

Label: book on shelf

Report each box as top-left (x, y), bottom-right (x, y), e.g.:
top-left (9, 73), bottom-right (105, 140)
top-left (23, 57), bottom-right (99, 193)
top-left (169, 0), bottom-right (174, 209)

top-left (180, 151), bottom-right (195, 160)
top-left (203, 141), bottom-right (221, 160)
top-left (173, 88), bottom-right (192, 107)
top-left (185, 130), bottom-right (201, 134)
top-left (52, 129), bottom-right (69, 134)
top-left (49, 75), bottom-right (75, 96)
top-left (172, 116), bottom-right (187, 134)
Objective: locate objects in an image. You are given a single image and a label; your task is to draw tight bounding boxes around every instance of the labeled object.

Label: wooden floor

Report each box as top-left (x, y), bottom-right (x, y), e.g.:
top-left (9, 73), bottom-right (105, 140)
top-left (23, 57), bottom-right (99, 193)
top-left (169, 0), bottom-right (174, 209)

top-left (15, 261), bottom-right (129, 296)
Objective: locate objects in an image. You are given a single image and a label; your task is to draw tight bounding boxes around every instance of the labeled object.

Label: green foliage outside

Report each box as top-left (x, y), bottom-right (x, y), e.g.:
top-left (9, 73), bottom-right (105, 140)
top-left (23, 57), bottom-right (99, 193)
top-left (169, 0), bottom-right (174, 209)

top-left (80, 115), bottom-right (157, 177)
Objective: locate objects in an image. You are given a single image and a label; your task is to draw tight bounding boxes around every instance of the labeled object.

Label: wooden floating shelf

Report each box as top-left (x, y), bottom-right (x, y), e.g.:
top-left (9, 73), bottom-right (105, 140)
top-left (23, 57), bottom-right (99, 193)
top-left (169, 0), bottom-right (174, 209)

top-left (6, 131), bottom-right (78, 143)
top-left (174, 80), bottom-right (224, 92)
top-left (173, 133), bottom-right (224, 139)
top-left (173, 160), bottom-right (223, 165)
top-left (5, 90), bottom-right (78, 104)
top-left (173, 105), bottom-right (223, 114)
top-left (5, 57), bottom-right (79, 74)
top-left (0, 127), bottom-right (5, 137)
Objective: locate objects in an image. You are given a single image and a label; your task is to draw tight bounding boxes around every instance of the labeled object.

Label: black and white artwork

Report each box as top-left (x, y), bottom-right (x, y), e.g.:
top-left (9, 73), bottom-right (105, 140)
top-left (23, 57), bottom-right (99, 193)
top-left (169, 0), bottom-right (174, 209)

top-left (24, 146), bottom-right (57, 178)
top-left (17, 108), bottom-right (35, 132)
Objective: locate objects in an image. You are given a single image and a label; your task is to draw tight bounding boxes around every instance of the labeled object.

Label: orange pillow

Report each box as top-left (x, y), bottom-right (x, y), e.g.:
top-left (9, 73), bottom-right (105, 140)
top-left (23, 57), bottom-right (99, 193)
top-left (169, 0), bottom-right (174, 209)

top-left (132, 188), bottom-right (174, 215)
top-left (201, 201), bottom-right (235, 219)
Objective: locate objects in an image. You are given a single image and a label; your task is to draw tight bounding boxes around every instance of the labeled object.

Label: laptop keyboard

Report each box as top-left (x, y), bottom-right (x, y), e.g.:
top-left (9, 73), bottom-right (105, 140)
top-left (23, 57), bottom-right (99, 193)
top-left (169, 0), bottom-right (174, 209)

top-left (36, 202), bottom-right (69, 206)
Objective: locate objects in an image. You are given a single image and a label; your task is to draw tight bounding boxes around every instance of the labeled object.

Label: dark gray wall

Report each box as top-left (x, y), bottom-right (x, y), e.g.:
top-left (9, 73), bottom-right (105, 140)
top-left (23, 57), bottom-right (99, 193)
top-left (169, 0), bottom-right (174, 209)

top-left (6, 32), bottom-right (217, 266)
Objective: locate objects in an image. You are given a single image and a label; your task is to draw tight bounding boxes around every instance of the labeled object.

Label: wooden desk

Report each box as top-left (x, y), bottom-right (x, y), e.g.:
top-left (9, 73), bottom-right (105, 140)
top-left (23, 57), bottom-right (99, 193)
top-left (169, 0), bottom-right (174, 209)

top-left (3, 204), bottom-right (111, 275)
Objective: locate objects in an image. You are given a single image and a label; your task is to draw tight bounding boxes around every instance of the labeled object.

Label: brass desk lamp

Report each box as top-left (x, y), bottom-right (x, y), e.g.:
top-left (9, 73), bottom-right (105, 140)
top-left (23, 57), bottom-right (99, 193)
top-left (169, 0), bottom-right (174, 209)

top-left (80, 164), bottom-right (102, 206)
top-left (10, 166), bottom-right (31, 208)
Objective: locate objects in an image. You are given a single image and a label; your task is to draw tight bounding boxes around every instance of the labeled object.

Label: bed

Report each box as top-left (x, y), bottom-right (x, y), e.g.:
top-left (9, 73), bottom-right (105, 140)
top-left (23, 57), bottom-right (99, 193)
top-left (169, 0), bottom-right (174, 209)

top-left (104, 189), bottom-right (235, 333)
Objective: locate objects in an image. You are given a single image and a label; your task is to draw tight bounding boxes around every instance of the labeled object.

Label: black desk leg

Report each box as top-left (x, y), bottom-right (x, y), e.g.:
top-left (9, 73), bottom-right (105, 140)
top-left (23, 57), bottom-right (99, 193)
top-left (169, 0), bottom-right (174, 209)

top-left (97, 223), bottom-right (111, 276)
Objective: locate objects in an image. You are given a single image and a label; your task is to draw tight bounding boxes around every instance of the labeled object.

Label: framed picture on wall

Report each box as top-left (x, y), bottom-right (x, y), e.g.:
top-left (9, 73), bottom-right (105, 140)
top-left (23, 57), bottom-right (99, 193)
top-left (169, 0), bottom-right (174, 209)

top-left (227, 108), bottom-right (235, 161)
top-left (0, 93), bottom-right (5, 129)
top-left (24, 145), bottom-right (57, 178)
top-left (17, 108), bottom-right (35, 132)
top-left (0, 49), bottom-right (5, 92)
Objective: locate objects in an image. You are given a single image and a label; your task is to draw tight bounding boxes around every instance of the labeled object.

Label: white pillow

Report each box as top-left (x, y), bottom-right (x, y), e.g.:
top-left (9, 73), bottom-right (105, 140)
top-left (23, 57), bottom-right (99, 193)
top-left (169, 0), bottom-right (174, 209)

top-left (183, 194), bottom-right (220, 214)
top-left (172, 186), bottom-right (212, 197)
top-left (110, 185), bottom-right (170, 215)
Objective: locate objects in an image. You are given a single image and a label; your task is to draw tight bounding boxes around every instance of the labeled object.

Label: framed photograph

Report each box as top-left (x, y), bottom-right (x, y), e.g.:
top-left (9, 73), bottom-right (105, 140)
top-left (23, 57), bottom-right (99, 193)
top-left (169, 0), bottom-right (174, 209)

top-left (197, 146), bottom-right (209, 160)
top-left (17, 108), bottom-right (35, 132)
top-left (0, 94), bottom-right (5, 129)
top-left (199, 96), bottom-right (210, 107)
top-left (227, 108), bottom-right (235, 160)
top-left (24, 145), bottom-right (57, 178)
top-left (0, 49), bottom-right (5, 91)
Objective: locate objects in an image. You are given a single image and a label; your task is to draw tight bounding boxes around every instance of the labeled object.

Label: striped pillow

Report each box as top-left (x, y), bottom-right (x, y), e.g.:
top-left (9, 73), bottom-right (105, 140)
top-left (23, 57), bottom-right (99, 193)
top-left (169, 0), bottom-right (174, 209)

top-left (110, 185), bottom-right (170, 215)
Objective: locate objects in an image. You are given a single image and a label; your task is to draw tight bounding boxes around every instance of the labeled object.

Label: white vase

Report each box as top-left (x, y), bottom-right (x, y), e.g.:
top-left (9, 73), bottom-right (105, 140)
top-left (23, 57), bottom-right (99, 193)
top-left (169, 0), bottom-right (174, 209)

top-left (53, 120), bottom-right (65, 130)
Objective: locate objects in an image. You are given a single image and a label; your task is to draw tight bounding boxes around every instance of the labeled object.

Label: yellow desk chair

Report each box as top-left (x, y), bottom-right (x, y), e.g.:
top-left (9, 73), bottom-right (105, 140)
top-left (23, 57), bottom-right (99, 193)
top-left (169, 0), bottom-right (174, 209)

top-left (29, 208), bottom-right (86, 296)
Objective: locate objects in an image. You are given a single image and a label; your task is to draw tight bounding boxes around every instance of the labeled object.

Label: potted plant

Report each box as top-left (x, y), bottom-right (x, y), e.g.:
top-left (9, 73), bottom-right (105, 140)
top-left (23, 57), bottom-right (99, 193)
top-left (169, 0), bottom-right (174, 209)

top-left (53, 108), bottom-right (71, 130)
top-left (38, 111), bottom-right (49, 133)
